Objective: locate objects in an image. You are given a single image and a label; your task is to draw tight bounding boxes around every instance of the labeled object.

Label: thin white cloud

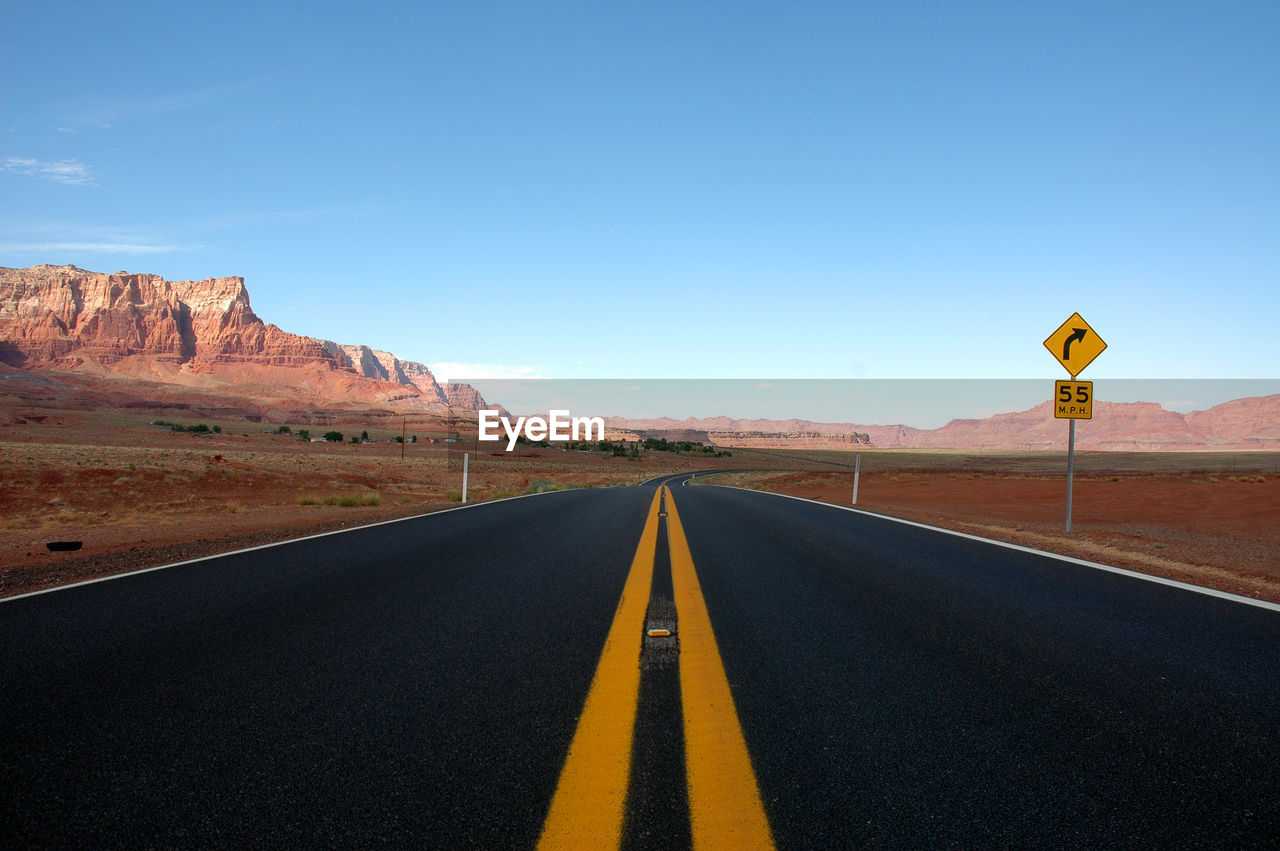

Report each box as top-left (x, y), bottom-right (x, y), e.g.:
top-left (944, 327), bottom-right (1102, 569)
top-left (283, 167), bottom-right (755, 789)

top-left (430, 362), bottom-right (548, 383)
top-left (0, 241), bottom-right (189, 255)
top-left (0, 223), bottom-right (205, 257)
top-left (2, 157), bottom-right (93, 185)
top-left (57, 78), bottom-right (264, 129)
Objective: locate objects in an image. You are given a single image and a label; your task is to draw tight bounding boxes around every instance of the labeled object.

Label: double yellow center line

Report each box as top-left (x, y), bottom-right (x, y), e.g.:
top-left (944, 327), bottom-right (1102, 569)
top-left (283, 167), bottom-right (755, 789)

top-left (538, 486), bottom-right (774, 849)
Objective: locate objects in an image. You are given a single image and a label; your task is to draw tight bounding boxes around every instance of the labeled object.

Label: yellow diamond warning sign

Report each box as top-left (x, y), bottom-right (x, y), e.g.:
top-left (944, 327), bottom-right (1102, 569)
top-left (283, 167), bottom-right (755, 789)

top-left (1054, 380), bottom-right (1093, 419)
top-left (1044, 312), bottom-right (1106, 377)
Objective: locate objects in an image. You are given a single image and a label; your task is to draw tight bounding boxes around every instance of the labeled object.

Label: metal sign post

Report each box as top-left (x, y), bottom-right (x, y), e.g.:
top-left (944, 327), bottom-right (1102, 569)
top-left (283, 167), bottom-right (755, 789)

top-left (1065, 419), bottom-right (1076, 534)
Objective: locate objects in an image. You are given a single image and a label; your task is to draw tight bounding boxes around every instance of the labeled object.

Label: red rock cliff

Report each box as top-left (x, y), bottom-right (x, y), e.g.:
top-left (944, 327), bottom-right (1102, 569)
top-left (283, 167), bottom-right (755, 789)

top-left (0, 265), bottom-right (495, 415)
top-left (0, 264), bottom-right (342, 370)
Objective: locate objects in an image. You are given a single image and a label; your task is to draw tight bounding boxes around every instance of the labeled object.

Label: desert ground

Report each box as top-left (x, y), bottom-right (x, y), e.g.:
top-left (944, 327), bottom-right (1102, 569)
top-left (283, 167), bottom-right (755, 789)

top-left (2, 412), bottom-right (1277, 603)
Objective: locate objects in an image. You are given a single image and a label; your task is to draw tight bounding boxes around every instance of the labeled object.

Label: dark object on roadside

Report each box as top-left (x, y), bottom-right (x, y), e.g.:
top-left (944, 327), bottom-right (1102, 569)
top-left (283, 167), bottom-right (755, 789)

top-left (46, 541), bottom-right (83, 552)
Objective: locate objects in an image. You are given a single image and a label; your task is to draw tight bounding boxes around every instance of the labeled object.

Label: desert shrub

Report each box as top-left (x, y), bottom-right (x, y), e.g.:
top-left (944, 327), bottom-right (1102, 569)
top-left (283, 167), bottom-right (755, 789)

top-left (640, 437), bottom-right (727, 456)
top-left (525, 479), bottom-right (576, 494)
top-left (324, 493), bottom-right (381, 507)
top-left (276, 425), bottom-right (292, 434)
top-left (164, 422), bottom-right (211, 433)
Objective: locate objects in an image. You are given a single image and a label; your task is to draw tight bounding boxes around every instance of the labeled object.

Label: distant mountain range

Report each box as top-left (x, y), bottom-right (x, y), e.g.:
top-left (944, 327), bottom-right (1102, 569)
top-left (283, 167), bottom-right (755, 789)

top-left (1, 264), bottom-right (1277, 448)
top-left (609, 394), bottom-right (1280, 451)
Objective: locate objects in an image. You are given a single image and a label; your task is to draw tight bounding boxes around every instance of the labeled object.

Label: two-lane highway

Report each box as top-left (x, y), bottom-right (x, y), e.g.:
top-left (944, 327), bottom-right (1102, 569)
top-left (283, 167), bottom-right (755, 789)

top-left (3, 478), bottom-right (1277, 847)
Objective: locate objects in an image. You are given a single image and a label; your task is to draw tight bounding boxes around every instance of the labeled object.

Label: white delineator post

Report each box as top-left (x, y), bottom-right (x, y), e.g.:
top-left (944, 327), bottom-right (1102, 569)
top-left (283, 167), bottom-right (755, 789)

top-left (852, 454), bottom-right (861, 505)
top-left (462, 452), bottom-right (469, 504)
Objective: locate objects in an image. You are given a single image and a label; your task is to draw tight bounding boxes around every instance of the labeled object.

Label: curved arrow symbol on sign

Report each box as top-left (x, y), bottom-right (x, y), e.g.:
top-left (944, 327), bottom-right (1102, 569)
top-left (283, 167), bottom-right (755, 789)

top-left (1062, 327), bottom-right (1087, 361)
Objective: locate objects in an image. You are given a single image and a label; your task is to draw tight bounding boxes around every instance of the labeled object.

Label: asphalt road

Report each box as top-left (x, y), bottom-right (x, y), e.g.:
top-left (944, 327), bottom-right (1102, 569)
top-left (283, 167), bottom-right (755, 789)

top-left (3, 479), bottom-right (1277, 847)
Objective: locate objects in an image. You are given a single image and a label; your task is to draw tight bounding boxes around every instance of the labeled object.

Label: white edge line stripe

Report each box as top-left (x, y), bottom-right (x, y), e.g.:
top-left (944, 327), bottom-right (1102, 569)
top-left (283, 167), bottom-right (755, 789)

top-left (712, 484), bottom-right (1280, 614)
top-left (1, 489), bottom-right (561, 604)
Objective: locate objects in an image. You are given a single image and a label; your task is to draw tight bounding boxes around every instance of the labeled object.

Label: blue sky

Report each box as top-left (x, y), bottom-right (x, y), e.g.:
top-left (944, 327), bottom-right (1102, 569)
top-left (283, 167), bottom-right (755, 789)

top-left (3, 1), bottom-right (1278, 392)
